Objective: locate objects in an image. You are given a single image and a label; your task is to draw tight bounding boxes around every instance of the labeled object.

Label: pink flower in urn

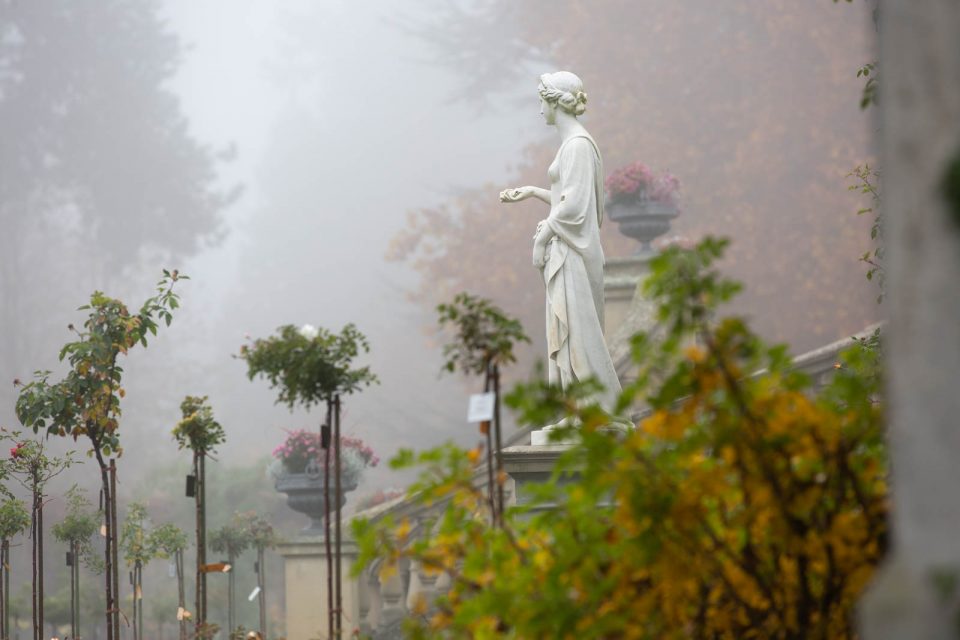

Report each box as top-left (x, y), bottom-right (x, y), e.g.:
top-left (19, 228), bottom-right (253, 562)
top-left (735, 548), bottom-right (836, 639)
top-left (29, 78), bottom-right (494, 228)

top-left (272, 428), bottom-right (380, 476)
top-left (606, 161), bottom-right (681, 207)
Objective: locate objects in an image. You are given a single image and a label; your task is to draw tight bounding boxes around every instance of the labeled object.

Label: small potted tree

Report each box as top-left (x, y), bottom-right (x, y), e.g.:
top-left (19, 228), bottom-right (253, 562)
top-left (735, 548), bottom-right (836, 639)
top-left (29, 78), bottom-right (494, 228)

top-left (0, 496), bottom-right (30, 640)
top-left (148, 523), bottom-right (188, 640)
top-left (239, 322), bottom-right (377, 639)
top-left (1, 433), bottom-right (74, 640)
top-left (171, 394), bottom-right (226, 637)
top-left (51, 487), bottom-right (101, 640)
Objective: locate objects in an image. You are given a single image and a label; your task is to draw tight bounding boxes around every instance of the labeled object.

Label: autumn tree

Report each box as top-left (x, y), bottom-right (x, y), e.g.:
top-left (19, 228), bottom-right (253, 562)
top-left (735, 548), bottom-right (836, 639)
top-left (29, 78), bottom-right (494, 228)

top-left (15, 270), bottom-right (187, 640)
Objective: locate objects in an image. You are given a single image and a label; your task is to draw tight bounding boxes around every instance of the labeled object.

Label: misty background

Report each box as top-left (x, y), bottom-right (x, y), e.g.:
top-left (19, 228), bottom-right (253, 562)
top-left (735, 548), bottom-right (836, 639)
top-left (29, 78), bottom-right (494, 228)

top-left (0, 1), bottom-right (878, 636)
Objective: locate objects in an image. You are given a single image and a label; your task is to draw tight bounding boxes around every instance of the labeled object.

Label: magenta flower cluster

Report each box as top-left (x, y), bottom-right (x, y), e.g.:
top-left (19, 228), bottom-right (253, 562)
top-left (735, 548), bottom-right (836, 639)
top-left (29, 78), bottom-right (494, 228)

top-left (605, 161), bottom-right (681, 205)
top-left (272, 429), bottom-right (379, 474)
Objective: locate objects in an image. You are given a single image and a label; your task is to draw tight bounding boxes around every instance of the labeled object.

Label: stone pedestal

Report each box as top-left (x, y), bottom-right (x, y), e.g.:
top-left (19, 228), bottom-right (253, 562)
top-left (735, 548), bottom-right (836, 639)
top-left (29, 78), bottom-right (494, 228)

top-left (502, 445), bottom-right (574, 512)
top-left (278, 536), bottom-right (360, 640)
top-left (603, 255), bottom-right (652, 335)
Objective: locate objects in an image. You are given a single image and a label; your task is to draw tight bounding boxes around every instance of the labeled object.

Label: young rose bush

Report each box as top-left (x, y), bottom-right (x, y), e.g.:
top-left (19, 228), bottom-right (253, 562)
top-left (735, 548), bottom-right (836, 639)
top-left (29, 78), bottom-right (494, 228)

top-left (353, 237), bottom-right (887, 640)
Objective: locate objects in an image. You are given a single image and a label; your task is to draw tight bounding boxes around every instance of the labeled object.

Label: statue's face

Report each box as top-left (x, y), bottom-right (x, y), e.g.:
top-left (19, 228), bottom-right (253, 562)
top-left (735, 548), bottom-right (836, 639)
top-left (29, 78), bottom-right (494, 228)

top-left (540, 96), bottom-right (557, 125)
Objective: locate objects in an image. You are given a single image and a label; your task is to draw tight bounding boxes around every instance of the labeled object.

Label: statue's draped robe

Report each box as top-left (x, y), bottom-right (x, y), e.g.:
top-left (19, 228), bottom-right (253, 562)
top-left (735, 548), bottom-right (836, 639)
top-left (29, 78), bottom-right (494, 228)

top-left (543, 134), bottom-right (622, 412)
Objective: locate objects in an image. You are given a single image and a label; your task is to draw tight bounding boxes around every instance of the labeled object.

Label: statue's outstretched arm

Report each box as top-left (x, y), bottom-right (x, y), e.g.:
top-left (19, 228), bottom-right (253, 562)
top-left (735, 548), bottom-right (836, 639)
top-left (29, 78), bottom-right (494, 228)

top-left (499, 186), bottom-right (550, 205)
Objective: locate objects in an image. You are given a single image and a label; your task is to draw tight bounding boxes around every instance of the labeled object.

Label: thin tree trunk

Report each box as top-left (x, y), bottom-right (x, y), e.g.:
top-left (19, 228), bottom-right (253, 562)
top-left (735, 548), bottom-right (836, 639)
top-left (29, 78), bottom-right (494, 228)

top-left (69, 541), bottom-right (77, 638)
top-left (30, 484), bottom-right (38, 640)
top-left (1, 539), bottom-right (7, 640)
top-left (176, 549), bottom-right (186, 640)
top-left (324, 400), bottom-right (333, 640)
top-left (138, 561), bottom-right (144, 640)
top-left (97, 458), bottom-right (114, 640)
top-left (493, 364), bottom-right (505, 526)
top-left (75, 539), bottom-right (81, 640)
top-left (36, 497), bottom-right (42, 640)
top-left (132, 560), bottom-right (143, 640)
top-left (194, 452), bottom-right (201, 635)
top-left (334, 394), bottom-right (342, 640)
top-left (110, 460), bottom-right (120, 640)
top-left (199, 454), bottom-right (207, 627)
top-left (257, 546), bottom-right (266, 636)
top-left (227, 550), bottom-right (236, 635)
top-left (194, 450), bottom-right (207, 637)
top-left (131, 569), bottom-right (136, 640)
top-left (481, 364), bottom-right (496, 524)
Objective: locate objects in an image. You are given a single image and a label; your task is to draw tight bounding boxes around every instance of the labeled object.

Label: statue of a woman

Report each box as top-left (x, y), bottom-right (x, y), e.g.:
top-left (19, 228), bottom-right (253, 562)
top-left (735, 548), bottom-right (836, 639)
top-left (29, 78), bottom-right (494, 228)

top-left (500, 71), bottom-right (622, 416)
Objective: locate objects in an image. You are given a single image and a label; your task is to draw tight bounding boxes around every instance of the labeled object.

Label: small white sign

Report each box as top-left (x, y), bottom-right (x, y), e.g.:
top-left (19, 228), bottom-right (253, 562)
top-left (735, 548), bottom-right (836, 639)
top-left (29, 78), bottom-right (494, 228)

top-left (467, 392), bottom-right (495, 423)
top-left (248, 586), bottom-right (262, 602)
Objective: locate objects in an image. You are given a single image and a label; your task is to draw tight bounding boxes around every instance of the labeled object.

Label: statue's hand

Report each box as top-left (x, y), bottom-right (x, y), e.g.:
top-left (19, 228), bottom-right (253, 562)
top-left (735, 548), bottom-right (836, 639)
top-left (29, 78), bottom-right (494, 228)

top-left (500, 186), bottom-right (535, 203)
top-left (532, 242), bottom-right (547, 269)
top-left (533, 219), bottom-right (547, 239)
top-left (532, 229), bottom-right (550, 269)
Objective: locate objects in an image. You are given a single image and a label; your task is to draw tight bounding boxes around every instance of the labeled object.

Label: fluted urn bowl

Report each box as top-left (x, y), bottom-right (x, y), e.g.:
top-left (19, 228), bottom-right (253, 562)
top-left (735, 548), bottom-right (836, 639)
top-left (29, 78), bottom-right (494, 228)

top-left (275, 470), bottom-right (359, 535)
top-left (606, 196), bottom-right (680, 258)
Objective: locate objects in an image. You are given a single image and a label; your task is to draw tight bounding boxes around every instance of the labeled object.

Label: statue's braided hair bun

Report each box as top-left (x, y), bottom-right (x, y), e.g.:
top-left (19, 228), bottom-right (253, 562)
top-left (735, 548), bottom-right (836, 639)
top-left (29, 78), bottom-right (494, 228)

top-left (539, 72), bottom-right (588, 116)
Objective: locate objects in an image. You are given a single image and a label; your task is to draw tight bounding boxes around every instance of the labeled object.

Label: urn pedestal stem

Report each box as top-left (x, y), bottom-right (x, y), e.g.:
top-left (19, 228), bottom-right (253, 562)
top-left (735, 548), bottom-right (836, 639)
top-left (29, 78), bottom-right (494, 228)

top-left (606, 197), bottom-right (679, 258)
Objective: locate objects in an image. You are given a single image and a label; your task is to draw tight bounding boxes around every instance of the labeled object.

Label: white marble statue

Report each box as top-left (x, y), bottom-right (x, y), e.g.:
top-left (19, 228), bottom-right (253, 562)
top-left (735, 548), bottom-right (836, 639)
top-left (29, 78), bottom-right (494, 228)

top-left (500, 71), bottom-right (623, 421)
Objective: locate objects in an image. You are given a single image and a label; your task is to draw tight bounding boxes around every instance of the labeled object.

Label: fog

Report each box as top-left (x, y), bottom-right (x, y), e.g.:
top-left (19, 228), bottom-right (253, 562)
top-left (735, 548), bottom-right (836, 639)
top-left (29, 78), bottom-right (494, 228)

top-left (0, 2), bottom-right (878, 630)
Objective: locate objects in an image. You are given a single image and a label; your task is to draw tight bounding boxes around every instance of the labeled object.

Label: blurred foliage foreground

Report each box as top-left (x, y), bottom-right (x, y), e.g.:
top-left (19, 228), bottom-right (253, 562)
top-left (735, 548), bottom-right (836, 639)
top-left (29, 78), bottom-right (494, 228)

top-left (354, 237), bottom-right (887, 639)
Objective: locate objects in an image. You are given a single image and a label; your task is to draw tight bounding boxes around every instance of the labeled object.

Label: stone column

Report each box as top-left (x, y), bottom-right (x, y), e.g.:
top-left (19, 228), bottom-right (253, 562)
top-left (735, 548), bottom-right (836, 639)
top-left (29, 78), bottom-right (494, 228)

top-left (277, 535), bottom-right (361, 639)
top-left (861, 2), bottom-right (960, 638)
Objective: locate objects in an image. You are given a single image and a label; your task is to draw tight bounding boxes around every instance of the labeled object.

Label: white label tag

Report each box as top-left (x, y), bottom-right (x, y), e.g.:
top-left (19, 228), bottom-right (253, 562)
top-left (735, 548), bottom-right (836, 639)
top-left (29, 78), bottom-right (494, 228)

top-left (467, 393), bottom-right (495, 423)
top-left (248, 586), bottom-right (261, 601)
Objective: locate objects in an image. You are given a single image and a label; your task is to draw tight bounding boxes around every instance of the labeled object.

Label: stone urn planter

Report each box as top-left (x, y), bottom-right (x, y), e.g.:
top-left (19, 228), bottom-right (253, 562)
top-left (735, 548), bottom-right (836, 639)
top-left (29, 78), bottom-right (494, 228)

top-left (606, 196), bottom-right (680, 258)
top-left (275, 463), bottom-right (359, 535)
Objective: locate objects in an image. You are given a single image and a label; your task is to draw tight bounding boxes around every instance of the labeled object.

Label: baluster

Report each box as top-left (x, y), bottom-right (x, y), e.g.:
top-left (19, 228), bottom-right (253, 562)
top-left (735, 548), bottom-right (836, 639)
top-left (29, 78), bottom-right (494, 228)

top-left (405, 560), bottom-right (423, 613)
top-left (358, 568), bottom-right (380, 634)
top-left (434, 570), bottom-right (452, 595)
top-left (377, 561), bottom-right (406, 628)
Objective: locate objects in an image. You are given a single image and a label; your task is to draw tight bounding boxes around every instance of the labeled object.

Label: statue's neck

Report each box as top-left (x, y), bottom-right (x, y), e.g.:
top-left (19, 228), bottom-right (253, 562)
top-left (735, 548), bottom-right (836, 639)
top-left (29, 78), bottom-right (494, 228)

top-left (555, 113), bottom-right (587, 143)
